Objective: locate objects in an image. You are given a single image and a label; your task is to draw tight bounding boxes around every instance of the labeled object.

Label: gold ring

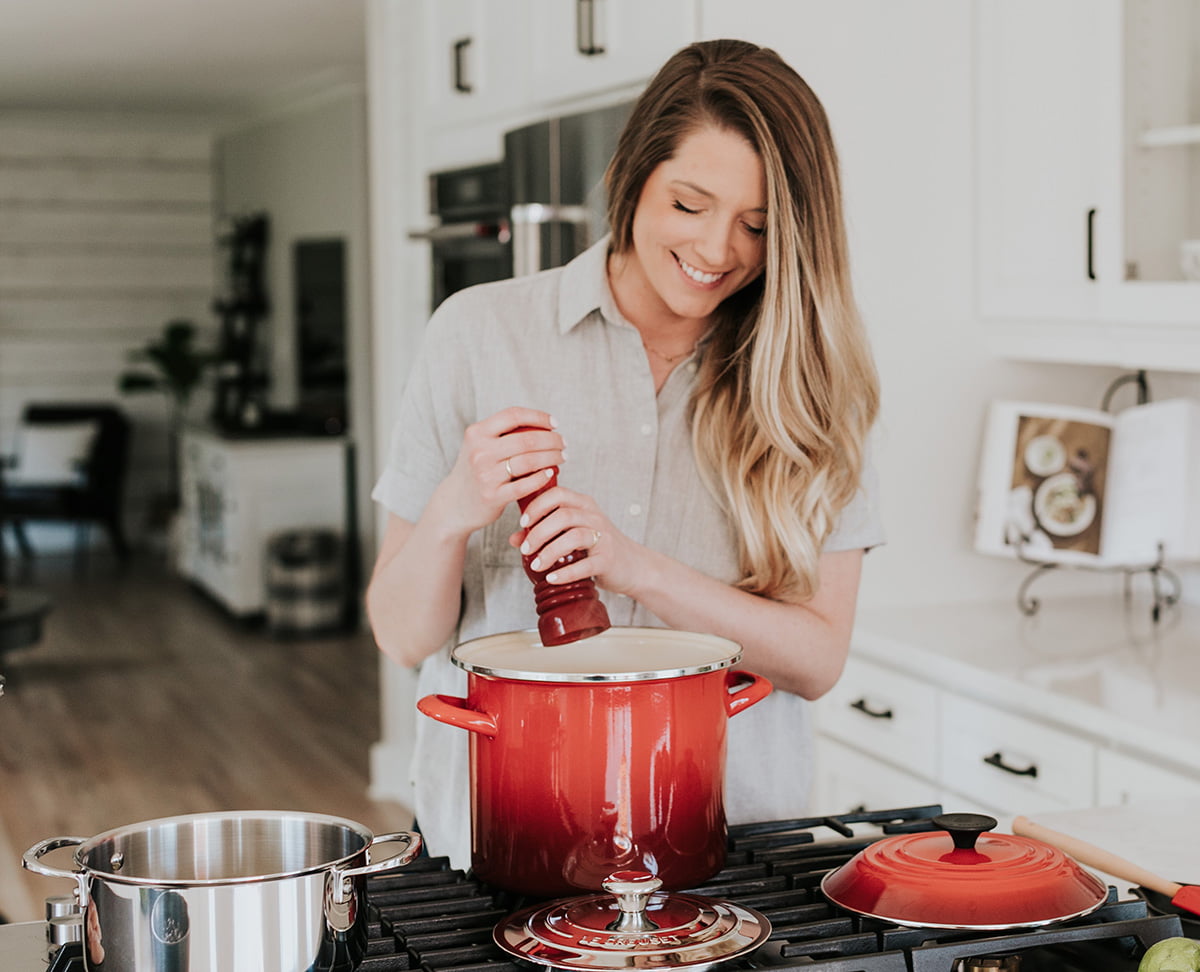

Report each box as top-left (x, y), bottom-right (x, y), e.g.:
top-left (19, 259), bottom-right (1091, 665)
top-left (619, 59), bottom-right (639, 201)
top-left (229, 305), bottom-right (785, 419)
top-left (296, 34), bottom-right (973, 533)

top-left (505, 458), bottom-right (514, 478)
top-left (591, 530), bottom-right (602, 548)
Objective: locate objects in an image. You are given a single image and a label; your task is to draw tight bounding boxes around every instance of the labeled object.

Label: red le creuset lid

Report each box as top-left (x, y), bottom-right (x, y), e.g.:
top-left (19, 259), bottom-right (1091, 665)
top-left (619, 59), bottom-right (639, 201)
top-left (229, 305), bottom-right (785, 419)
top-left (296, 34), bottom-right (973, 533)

top-left (820, 812), bottom-right (1109, 929)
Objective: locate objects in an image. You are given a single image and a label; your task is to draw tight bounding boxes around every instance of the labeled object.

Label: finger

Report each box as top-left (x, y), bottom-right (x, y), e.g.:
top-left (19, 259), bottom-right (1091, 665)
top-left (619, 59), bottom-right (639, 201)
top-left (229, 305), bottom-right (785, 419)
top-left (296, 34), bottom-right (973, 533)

top-left (504, 448), bottom-right (566, 482)
top-left (487, 406), bottom-right (558, 437)
top-left (525, 523), bottom-right (600, 573)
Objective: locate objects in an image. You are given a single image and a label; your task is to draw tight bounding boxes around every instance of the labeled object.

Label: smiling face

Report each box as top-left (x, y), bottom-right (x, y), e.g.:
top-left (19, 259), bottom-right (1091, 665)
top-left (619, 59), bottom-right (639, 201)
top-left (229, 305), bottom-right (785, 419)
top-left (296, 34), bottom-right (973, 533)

top-left (609, 124), bottom-right (768, 333)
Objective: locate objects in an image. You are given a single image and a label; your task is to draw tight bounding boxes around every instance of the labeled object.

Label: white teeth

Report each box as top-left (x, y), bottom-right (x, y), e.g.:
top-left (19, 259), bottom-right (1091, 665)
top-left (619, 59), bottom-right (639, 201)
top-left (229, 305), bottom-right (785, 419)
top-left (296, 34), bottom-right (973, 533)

top-left (678, 258), bottom-right (725, 284)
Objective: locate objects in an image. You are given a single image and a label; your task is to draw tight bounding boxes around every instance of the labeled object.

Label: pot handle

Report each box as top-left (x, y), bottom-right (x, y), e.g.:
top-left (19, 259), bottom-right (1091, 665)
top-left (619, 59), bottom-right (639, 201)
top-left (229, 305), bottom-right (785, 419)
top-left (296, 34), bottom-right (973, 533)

top-left (417, 693), bottom-right (499, 737)
top-left (326, 830), bottom-right (422, 922)
top-left (725, 670), bottom-right (772, 717)
top-left (23, 836), bottom-right (89, 906)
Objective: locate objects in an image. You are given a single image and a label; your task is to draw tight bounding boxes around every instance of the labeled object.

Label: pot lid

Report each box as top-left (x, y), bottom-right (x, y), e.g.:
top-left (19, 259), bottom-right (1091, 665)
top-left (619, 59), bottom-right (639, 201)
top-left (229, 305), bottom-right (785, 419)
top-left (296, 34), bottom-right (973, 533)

top-left (494, 870), bottom-right (771, 971)
top-left (820, 812), bottom-right (1109, 929)
top-left (453, 627), bottom-right (742, 682)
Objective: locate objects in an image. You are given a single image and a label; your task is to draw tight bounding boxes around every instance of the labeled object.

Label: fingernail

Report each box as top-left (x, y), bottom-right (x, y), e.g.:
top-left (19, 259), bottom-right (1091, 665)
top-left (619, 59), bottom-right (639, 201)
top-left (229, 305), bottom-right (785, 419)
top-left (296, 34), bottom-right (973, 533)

top-left (530, 557), bottom-right (542, 571)
top-left (549, 415), bottom-right (559, 428)
top-left (544, 468), bottom-right (554, 478)
top-left (520, 540), bottom-right (531, 555)
top-left (561, 448), bottom-right (569, 462)
top-left (545, 572), bottom-right (558, 583)
top-left (519, 513), bottom-right (529, 527)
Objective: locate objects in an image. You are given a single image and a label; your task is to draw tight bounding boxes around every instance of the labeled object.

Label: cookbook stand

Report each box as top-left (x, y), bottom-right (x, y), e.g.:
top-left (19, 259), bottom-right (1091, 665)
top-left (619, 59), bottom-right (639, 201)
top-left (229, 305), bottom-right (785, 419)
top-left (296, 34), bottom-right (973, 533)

top-left (1008, 369), bottom-right (1181, 626)
top-left (1013, 539), bottom-right (1181, 625)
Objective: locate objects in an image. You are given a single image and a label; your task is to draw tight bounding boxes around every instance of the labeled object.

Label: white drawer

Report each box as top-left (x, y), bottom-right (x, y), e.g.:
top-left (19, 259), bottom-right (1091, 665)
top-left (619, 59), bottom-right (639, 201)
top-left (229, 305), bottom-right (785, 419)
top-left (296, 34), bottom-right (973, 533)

top-left (813, 736), bottom-right (945, 816)
top-left (1097, 749), bottom-right (1200, 805)
top-left (818, 655), bottom-right (939, 780)
top-left (940, 694), bottom-right (1095, 813)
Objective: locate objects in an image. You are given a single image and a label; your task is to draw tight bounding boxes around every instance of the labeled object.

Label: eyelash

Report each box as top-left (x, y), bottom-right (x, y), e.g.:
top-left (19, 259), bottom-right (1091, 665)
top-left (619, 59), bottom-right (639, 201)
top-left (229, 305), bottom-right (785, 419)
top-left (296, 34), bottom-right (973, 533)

top-left (672, 200), bottom-right (766, 237)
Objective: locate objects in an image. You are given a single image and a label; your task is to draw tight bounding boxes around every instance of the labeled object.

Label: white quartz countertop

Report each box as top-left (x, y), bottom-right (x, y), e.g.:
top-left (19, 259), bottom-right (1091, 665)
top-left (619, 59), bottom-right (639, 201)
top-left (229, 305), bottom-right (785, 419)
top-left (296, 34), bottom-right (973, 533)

top-left (852, 593), bottom-right (1200, 773)
top-left (997, 799), bottom-right (1200, 896)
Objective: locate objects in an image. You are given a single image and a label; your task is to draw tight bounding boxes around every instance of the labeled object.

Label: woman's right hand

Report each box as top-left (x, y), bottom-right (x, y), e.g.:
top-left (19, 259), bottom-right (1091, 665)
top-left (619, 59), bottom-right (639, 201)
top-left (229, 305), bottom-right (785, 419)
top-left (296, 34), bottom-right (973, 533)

top-left (438, 406), bottom-right (564, 536)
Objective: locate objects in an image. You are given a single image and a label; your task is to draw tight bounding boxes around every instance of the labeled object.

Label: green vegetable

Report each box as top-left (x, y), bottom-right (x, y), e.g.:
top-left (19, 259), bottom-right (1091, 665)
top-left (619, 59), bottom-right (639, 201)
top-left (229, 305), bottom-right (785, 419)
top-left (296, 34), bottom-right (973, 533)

top-left (1139, 937), bottom-right (1200, 972)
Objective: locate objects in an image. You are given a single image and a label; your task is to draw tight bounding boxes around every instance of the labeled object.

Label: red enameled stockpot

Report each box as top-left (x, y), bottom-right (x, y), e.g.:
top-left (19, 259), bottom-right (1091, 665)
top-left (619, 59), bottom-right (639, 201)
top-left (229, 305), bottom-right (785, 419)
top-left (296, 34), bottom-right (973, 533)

top-left (417, 627), bottom-right (772, 897)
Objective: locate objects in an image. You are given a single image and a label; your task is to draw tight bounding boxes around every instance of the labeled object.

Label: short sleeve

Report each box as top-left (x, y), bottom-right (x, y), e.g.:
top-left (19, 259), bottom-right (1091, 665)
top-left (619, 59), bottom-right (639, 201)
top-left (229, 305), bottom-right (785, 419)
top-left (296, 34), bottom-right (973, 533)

top-left (823, 431), bottom-right (885, 553)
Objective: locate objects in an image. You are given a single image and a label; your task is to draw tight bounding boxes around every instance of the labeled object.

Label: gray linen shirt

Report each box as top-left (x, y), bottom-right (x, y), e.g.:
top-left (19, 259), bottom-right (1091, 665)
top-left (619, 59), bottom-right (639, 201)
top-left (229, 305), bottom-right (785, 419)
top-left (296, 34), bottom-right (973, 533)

top-left (373, 237), bottom-right (884, 871)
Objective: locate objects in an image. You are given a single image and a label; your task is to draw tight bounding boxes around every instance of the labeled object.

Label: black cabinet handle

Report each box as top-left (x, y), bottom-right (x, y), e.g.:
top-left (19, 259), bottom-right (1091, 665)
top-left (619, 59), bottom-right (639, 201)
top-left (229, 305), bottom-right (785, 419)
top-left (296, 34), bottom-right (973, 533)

top-left (983, 751), bottom-right (1038, 778)
top-left (453, 37), bottom-right (473, 93)
top-left (1086, 207), bottom-right (1096, 281)
top-left (576, 0), bottom-right (605, 55)
top-left (850, 698), bottom-right (893, 720)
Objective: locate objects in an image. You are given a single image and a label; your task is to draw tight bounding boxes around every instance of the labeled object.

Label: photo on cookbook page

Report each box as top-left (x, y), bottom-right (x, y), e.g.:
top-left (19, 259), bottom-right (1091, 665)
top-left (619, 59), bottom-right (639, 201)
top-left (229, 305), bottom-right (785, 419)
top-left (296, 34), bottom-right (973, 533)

top-left (1008, 414), bottom-right (1110, 558)
top-left (973, 400), bottom-right (1116, 566)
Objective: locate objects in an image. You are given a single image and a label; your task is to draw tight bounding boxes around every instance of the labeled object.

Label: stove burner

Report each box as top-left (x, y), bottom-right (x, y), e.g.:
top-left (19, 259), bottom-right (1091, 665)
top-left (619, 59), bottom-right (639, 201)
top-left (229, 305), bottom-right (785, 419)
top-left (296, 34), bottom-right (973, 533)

top-left (31, 805), bottom-right (1185, 972)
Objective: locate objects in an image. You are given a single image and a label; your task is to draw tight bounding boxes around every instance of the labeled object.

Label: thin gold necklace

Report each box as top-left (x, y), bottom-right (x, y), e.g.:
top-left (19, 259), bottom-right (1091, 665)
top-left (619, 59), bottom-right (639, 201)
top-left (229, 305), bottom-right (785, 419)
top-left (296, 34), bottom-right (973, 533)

top-left (642, 338), bottom-right (698, 365)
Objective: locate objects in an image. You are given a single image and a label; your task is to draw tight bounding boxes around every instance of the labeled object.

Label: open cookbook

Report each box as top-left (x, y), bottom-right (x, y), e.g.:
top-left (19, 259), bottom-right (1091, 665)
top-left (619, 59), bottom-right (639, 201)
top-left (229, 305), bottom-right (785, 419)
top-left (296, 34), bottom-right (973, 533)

top-left (974, 397), bottom-right (1200, 567)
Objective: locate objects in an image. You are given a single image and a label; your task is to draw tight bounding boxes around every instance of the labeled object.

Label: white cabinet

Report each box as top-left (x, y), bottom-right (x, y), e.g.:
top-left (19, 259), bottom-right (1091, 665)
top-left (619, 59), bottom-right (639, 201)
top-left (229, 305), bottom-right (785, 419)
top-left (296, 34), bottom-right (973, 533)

top-left (421, 0), bottom-right (531, 129)
top-left (819, 656), bottom-right (939, 782)
top-left (176, 428), bottom-right (348, 617)
top-left (526, 0), bottom-right (698, 105)
top-left (939, 694), bottom-right (1096, 814)
top-left (812, 737), bottom-right (945, 817)
top-left (976, 0), bottom-right (1200, 369)
top-left (1097, 749), bottom-right (1200, 805)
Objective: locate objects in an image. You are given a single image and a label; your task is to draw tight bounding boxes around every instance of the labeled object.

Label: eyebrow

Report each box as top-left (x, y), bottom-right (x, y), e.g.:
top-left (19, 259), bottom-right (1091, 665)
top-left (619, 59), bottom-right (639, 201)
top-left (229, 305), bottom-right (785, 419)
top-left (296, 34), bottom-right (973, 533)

top-left (670, 179), bottom-right (768, 213)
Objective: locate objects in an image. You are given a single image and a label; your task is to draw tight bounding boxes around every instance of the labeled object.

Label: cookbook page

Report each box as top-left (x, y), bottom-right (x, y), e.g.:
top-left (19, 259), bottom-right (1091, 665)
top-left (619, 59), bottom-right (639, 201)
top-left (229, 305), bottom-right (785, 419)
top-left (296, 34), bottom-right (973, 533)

top-left (974, 401), bottom-right (1113, 565)
top-left (1101, 398), bottom-right (1200, 565)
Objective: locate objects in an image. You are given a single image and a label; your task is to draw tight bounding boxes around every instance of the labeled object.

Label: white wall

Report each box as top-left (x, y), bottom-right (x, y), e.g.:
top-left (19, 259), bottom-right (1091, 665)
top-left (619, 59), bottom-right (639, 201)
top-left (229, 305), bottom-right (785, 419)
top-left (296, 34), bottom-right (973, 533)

top-left (0, 113), bottom-right (217, 552)
top-left (215, 88), bottom-right (375, 578)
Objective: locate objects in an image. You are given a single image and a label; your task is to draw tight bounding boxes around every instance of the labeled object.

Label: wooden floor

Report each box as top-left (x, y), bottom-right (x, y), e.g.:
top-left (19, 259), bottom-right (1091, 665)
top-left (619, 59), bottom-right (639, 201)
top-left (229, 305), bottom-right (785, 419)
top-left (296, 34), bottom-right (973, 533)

top-left (0, 551), bottom-right (411, 923)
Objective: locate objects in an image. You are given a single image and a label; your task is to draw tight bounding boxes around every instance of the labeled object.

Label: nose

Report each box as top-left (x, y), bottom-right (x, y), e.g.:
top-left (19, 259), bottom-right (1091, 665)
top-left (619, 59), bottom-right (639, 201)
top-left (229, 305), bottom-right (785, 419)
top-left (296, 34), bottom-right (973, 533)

top-left (693, 217), bottom-right (736, 269)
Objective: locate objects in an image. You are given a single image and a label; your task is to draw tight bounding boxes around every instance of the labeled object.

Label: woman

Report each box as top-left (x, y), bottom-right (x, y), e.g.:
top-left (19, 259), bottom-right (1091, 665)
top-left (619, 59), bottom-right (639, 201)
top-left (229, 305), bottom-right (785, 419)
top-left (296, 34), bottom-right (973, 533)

top-left (367, 38), bottom-right (882, 870)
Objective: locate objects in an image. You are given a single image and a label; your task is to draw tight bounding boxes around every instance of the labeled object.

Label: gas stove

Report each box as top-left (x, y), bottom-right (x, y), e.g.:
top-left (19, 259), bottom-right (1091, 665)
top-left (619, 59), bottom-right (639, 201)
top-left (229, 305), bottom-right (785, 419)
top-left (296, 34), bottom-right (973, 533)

top-left (2, 805), bottom-right (1184, 971)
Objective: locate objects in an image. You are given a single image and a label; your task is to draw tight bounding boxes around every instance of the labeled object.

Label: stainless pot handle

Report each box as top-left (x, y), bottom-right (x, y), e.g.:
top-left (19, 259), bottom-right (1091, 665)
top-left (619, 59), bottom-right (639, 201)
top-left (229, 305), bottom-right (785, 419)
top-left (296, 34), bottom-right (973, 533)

top-left (23, 836), bottom-right (89, 905)
top-left (329, 831), bottom-right (422, 904)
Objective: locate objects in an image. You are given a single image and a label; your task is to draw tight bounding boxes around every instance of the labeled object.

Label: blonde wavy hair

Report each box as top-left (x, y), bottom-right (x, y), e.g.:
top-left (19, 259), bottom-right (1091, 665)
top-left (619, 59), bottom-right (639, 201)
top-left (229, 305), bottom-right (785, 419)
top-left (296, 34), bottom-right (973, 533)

top-left (606, 39), bottom-right (880, 600)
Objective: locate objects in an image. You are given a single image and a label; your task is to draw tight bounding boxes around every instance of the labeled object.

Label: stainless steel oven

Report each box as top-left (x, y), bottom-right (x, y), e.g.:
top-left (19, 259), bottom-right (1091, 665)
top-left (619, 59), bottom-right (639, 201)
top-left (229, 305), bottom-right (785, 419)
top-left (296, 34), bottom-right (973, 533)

top-left (409, 161), bottom-right (512, 311)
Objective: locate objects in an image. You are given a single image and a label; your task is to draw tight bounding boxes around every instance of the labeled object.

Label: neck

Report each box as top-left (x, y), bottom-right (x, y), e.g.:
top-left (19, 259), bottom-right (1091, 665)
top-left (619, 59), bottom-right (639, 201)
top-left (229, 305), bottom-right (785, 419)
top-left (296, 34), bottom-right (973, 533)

top-left (607, 249), bottom-right (711, 360)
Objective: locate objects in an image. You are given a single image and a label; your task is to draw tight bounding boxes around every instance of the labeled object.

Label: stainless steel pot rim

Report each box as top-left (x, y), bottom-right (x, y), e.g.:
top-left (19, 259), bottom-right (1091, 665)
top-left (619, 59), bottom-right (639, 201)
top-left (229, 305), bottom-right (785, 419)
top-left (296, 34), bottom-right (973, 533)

top-left (452, 627), bottom-right (743, 682)
top-left (71, 809), bottom-right (374, 887)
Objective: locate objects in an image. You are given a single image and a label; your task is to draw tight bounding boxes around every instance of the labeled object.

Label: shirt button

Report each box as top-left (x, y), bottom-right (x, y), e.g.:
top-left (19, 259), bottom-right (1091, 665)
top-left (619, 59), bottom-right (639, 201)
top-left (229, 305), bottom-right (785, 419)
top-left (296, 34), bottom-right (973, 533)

top-left (629, 503), bottom-right (642, 516)
top-left (640, 423), bottom-right (653, 436)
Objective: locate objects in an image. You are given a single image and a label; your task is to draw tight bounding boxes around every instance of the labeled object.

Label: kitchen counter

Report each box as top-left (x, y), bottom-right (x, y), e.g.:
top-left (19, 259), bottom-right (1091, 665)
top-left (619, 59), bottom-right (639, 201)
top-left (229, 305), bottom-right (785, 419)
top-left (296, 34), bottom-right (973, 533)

top-left (998, 799), bottom-right (1200, 896)
top-left (853, 592), bottom-right (1200, 775)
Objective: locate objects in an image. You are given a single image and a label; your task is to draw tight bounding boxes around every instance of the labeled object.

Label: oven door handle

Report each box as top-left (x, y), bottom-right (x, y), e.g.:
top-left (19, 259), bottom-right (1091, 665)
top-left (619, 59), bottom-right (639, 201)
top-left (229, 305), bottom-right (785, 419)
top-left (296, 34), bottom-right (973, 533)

top-left (510, 203), bottom-right (594, 277)
top-left (408, 221), bottom-right (511, 243)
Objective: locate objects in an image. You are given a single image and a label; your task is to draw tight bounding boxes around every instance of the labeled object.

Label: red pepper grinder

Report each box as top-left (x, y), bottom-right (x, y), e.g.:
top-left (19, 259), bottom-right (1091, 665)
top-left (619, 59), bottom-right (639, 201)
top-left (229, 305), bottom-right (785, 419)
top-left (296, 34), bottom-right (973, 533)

top-left (511, 431), bottom-right (611, 646)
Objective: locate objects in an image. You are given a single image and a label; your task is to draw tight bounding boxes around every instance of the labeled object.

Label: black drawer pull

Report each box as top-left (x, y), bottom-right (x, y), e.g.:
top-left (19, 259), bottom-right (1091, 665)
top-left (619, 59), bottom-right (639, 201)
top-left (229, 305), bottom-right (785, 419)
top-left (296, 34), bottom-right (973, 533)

top-left (983, 751), bottom-right (1038, 778)
top-left (850, 698), bottom-right (893, 720)
top-left (453, 37), bottom-right (473, 93)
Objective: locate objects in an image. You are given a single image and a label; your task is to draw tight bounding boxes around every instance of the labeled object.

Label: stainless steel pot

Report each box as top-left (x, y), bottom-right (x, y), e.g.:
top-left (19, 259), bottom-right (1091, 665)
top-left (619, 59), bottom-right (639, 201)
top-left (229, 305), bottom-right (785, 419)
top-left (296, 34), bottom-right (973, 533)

top-left (23, 810), bottom-right (422, 972)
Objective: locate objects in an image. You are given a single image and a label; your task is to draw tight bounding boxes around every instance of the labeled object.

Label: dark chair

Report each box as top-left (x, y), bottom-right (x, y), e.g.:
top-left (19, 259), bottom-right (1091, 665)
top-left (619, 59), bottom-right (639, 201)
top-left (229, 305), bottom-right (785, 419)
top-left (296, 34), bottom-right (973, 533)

top-left (1, 403), bottom-right (132, 568)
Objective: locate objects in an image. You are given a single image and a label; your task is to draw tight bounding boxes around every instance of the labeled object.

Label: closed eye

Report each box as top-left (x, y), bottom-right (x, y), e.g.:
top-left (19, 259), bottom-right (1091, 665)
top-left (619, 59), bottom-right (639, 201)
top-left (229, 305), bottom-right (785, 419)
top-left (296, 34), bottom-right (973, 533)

top-left (672, 200), bottom-right (700, 215)
top-left (744, 222), bottom-right (766, 237)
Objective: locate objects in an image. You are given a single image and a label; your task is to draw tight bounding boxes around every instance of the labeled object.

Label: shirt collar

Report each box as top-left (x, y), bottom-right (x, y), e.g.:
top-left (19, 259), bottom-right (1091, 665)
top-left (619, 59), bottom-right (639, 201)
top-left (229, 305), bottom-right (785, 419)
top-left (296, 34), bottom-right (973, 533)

top-left (557, 235), bottom-right (617, 335)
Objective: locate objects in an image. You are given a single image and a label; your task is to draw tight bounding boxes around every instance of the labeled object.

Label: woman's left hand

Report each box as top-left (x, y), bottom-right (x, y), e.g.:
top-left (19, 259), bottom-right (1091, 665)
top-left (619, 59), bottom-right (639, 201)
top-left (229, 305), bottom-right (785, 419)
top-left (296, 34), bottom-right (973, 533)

top-left (509, 485), bottom-right (639, 595)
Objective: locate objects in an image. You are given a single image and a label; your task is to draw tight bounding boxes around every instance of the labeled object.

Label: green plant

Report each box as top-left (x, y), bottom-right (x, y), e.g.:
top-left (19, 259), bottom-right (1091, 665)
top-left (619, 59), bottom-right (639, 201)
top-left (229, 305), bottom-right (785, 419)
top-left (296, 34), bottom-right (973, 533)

top-left (118, 319), bottom-right (218, 510)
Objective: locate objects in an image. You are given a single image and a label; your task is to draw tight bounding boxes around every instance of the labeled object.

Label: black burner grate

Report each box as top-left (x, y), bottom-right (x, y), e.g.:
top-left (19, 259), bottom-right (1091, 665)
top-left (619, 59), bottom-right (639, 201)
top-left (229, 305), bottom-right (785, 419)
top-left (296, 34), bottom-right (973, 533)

top-left (289, 806), bottom-right (1189, 972)
top-left (33, 806), bottom-right (1186, 971)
